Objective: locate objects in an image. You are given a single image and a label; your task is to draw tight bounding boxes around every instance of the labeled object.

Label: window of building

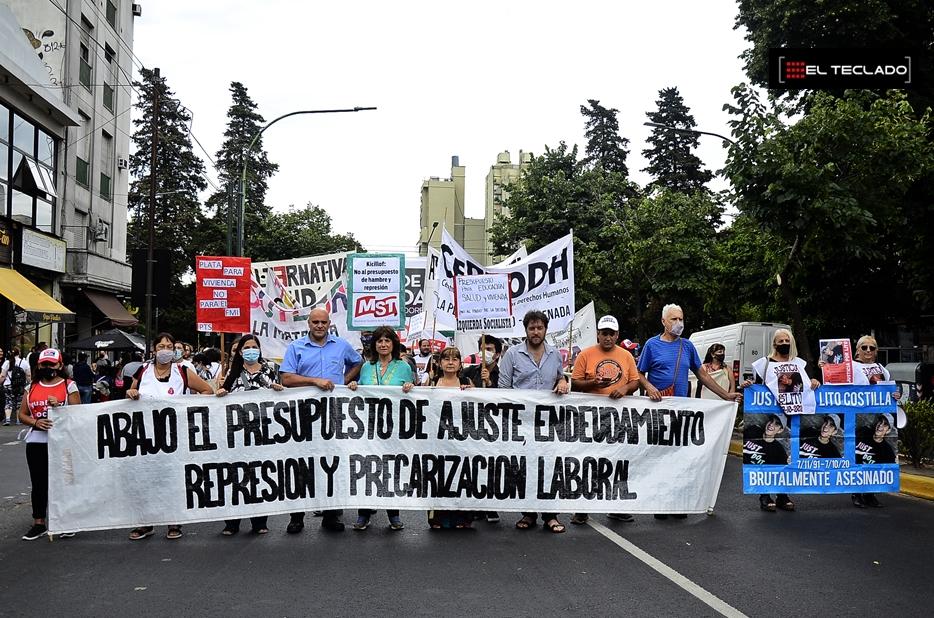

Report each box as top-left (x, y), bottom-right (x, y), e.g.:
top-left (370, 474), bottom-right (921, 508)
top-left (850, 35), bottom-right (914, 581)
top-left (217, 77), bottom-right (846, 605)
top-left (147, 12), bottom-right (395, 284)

top-left (12, 114), bottom-right (34, 154)
top-left (0, 147), bottom-right (7, 182)
top-left (103, 83), bottom-right (115, 112)
top-left (105, 43), bottom-right (115, 64)
top-left (106, 1), bottom-right (117, 28)
top-left (76, 111), bottom-right (91, 189)
top-left (11, 189), bottom-right (33, 225)
top-left (38, 130), bottom-right (54, 166)
top-left (100, 130), bottom-right (114, 200)
top-left (79, 43), bottom-right (92, 89)
top-left (0, 103), bottom-right (8, 142)
top-left (35, 198), bottom-right (53, 234)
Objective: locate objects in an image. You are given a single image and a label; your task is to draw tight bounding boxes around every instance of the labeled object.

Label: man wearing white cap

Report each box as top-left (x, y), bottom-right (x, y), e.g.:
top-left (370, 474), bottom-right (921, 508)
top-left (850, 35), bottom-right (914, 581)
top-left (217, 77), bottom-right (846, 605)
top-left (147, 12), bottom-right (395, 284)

top-left (571, 315), bottom-right (642, 399)
top-left (570, 315), bottom-right (642, 526)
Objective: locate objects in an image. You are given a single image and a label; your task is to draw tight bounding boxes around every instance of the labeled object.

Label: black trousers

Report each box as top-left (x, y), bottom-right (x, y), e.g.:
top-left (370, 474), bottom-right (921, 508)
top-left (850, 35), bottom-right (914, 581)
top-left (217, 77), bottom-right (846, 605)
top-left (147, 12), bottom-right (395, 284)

top-left (291, 510), bottom-right (342, 522)
top-left (26, 443), bottom-right (48, 520)
top-left (224, 517), bottom-right (268, 531)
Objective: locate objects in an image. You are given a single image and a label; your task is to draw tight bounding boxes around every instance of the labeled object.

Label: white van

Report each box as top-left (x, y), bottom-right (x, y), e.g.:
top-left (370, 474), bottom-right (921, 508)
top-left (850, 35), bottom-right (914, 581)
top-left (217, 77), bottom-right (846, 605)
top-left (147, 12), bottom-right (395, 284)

top-left (688, 321), bottom-right (791, 395)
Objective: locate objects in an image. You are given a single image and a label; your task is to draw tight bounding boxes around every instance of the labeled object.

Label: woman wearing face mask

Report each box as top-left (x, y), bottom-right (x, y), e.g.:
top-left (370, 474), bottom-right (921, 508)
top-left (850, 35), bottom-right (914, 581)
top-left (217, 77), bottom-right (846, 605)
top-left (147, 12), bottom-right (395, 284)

top-left (347, 326), bottom-right (415, 531)
top-left (214, 334), bottom-right (282, 535)
top-left (743, 328), bottom-right (820, 511)
top-left (19, 348), bottom-right (80, 540)
top-left (125, 333), bottom-right (217, 540)
top-left (696, 343), bottom-right (735, 400)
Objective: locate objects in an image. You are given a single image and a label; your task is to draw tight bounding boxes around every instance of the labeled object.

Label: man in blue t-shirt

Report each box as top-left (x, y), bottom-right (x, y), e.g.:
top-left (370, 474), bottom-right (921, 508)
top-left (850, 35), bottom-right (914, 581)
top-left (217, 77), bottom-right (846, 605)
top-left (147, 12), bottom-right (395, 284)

top-left (280, 307), bottom-right (363, 533)
top-left (637, 304), bottom-right (742, 521)
top-left (638, 304), bottom-right (741, 402)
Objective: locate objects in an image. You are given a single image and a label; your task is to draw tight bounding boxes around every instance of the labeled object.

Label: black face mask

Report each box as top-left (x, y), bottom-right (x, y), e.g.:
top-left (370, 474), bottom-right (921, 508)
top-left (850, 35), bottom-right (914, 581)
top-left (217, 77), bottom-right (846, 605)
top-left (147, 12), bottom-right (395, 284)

top-left (38, 367), bottom-right (57, 381)
top-left (714, 353), bottom-right (725, 361)
top-left (775, 344), bottom-right (791, 355)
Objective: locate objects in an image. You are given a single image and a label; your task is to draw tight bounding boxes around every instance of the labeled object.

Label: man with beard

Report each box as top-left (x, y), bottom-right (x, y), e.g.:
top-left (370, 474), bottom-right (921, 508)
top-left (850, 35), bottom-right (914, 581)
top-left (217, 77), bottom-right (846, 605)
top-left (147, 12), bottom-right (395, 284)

top-left (413, 338), bottom-right (434, 385)
top-left (498, 310), bottom-right (569, 534)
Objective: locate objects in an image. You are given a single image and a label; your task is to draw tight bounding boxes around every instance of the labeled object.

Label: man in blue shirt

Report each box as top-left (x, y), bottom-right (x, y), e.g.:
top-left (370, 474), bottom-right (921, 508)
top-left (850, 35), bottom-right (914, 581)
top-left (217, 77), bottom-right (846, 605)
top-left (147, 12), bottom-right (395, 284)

top-left (280, 307), bottom-right (363, 533)
top-left (637, 303), bottom-right (741, 520)
top-left (499, 310), bottom-right (569, 534)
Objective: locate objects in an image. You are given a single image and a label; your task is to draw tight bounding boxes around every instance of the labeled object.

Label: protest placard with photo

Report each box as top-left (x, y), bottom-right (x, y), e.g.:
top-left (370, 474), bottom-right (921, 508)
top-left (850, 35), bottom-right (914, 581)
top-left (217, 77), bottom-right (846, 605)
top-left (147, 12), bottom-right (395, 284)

top-left (819, 338), bottom-right (854, 384)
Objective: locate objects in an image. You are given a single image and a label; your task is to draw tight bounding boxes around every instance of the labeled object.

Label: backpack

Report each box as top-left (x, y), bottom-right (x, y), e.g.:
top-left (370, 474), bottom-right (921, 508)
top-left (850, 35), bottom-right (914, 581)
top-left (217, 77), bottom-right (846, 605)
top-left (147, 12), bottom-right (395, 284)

top-left (9, 362), bottom-right (26, 393)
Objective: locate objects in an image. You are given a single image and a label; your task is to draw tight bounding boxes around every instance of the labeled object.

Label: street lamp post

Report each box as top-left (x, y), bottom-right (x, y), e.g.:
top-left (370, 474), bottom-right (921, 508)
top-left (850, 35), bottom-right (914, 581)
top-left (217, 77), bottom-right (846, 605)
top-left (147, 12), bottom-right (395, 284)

top-left (233, 106), bottom-right (377, 257)
top-left (643, 121), bottom-right (737, 147)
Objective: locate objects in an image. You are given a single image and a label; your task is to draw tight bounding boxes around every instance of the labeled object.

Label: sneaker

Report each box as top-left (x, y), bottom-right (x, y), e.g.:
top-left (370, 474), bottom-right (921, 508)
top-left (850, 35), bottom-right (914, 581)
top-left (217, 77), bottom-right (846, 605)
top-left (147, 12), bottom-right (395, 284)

top-left (286, 519), bottom-right (305, 534)
top-left (570, 513), bottom-right (589, 525)
top-left (352, 516), bottom-right (370, 531)
top-left (388, 516), bottom-right (404, 531)
top-left (22, 524), bottom-right (47, 541)
top-left (607, 513), bottom-right (634, 522)
top-left (852, 493), bottom-right (866, 509)
top-left (59, 532), bottom-right (77, 539)
top-left (321, 517), bottom-right (345, 532)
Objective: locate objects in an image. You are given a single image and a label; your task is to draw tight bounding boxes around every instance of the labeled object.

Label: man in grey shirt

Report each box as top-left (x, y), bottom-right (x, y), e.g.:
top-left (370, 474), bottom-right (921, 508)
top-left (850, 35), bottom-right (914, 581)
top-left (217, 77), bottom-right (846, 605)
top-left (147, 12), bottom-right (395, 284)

top-left (498, 310), bottom-right (569, 533)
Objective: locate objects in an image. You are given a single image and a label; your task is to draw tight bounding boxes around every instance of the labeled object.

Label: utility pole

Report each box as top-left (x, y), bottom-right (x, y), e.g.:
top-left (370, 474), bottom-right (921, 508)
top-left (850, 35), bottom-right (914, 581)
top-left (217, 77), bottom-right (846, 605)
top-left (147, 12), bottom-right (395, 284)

top-left (145, 67), bottom-right (160, 356)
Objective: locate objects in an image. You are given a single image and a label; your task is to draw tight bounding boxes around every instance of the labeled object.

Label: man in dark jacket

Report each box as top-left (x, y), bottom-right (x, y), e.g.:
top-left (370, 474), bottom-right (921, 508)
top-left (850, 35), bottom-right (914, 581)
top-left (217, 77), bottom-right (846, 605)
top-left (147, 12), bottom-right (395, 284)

top-left (73, 352), bottom-right (95, 404)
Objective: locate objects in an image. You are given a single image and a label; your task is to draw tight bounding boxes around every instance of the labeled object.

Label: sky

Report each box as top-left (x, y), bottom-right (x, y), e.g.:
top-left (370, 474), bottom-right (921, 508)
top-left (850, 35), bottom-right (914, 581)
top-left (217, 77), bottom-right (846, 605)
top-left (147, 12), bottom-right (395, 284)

top-left (132, 1), bottom-right (751, 256)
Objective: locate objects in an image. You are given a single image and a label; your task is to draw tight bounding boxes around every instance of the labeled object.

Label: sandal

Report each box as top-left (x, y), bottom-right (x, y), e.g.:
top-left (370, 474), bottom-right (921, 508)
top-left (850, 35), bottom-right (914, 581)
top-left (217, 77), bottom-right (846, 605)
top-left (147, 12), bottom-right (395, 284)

top-left (352, 516), bottom-right (370, 531)
top-left (545, 519), bottom-right (566, 534)
top-left (252, 527), bottom-right (269, 535)
top-left (759, 496), bottom-right (776, 512)
top-left (222, 523), bottom-right (239, 536)
top-left (570, 514), bottom-right (589, 525)
top-left (166, 526), bottom-right (183, 539)
top-left (515, 516), bottom-right (536, 530)
top-left (128, 526), bottom-right (154, 541)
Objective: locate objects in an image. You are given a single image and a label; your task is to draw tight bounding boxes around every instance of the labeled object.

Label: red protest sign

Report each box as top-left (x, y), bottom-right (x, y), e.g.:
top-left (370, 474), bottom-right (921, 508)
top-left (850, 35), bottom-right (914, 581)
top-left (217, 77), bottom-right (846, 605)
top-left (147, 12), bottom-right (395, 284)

top-left (195, 256), bottom-right (252, 333)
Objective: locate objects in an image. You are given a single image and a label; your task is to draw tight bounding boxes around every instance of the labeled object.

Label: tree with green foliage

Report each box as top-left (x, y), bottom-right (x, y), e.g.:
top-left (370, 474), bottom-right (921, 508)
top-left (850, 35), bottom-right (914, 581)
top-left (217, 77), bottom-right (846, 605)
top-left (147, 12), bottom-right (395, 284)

top-left (723, 85), bottom-right (934, 363)
top-left (735, 0), bottom-right (934, 115)
top-left (642, 87), bottom-right (714, 194)
top-left (196, 81), bottom-right (279, 258)
top-left (249, 203), bottom-right (361, 261)
top-left (127, 68), bottom-right (207, 340)
top-left (580, 99), bottom-right (630, 175)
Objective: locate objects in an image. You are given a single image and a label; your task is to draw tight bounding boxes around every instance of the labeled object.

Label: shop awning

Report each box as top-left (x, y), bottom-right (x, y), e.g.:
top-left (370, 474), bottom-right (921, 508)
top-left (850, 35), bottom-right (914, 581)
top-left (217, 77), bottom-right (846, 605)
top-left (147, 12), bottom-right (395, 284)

top-left (0, 267), bottom-right (74, 323)
top-left (85, 290), bottom-right (138, 327)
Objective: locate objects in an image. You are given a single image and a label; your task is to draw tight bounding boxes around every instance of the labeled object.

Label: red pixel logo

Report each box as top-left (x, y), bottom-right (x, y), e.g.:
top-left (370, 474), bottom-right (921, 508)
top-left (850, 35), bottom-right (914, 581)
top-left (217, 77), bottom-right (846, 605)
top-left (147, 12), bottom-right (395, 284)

top-left (783, 60), bottom-right (807, 80)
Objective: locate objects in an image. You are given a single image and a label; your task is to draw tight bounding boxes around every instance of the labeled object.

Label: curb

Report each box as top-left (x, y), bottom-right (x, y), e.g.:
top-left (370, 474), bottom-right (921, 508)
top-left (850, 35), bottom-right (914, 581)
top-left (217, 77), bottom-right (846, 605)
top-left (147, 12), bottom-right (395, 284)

top-left (728, 439), bottom-right (934, 501)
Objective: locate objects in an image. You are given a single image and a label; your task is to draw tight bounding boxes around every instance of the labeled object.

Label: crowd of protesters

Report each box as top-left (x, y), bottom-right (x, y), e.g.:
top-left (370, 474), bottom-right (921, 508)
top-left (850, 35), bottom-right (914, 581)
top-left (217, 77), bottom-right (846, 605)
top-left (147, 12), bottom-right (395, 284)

top-left (9, 303), bottom-right (897, 541)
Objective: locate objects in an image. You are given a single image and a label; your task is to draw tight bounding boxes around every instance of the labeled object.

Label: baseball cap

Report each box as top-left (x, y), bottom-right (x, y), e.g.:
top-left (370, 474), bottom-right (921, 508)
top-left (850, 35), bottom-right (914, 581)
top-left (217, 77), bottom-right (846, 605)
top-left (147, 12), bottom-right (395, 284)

top-left (823, 414), bottom-right (841, 433)
top-left (597, 315), bottom-right (619, 331)
top-left (767, 413), bottom-right (787, 432)
top-left (621, 339), bottom-right (639, 351)
top-left (38, 348), bottom-right (62, 364)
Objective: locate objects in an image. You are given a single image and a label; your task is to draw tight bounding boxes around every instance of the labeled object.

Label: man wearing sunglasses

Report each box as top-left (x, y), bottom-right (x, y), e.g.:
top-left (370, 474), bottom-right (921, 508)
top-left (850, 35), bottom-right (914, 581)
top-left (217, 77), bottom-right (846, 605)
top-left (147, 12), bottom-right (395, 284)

top-left (280, 307), bottom-right (363, 533)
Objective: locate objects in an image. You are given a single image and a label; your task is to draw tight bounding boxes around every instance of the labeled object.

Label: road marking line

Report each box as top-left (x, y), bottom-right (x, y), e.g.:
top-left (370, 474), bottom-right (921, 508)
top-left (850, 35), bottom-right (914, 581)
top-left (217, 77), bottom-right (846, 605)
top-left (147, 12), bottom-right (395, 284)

top-left (588, 519), bottom-right (748, 618)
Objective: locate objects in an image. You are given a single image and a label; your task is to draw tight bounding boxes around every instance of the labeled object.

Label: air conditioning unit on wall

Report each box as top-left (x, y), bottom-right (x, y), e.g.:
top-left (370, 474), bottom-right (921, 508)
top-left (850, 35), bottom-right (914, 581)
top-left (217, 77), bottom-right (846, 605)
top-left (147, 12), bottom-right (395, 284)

top-left (117, 156), bottom-right (129, 170)
top-left (132, 4), bottom-right (142, 17)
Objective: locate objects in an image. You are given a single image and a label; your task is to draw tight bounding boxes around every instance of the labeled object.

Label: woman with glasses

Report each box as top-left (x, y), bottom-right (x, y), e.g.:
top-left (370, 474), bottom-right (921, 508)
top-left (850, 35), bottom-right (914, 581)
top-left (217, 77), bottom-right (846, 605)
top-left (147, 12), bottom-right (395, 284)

top-left (850, 335), bottom-right (900, 508)
top-left (125, 332), bottom-right (216, 541)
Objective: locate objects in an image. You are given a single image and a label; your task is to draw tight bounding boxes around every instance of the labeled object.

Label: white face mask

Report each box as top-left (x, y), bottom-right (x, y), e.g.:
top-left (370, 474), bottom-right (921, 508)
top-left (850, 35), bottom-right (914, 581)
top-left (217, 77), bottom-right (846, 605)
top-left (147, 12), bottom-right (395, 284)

top-left (481, 351), bottom-right (497, 364)
top-left (669, 321), bottom-right (685, 337)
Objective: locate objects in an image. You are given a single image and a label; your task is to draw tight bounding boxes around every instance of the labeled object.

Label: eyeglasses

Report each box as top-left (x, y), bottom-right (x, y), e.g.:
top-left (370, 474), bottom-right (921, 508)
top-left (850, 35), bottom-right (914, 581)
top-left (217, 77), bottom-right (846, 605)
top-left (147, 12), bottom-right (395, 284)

top-left (860, 345), bottom-right (877, 351)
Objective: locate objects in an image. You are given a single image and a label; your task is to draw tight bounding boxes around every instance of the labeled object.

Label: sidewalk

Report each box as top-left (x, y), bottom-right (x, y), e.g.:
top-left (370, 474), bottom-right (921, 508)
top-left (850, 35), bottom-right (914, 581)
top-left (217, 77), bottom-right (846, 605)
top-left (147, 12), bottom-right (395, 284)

top-left (729, 435), bottom-right (934, 501)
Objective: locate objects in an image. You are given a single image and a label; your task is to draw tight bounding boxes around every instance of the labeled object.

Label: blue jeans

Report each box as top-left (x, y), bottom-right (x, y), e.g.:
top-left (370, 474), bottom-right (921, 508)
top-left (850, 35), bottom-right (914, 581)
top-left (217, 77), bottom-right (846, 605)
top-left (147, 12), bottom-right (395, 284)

top-left (78, 385), bottom-right (93, 405)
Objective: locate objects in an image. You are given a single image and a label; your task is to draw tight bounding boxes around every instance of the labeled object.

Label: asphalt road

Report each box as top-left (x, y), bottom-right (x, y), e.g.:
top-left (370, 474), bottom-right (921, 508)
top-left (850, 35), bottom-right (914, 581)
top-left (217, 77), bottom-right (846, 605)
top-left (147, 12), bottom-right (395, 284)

top-left (0, 423), bottom-right (931, 618)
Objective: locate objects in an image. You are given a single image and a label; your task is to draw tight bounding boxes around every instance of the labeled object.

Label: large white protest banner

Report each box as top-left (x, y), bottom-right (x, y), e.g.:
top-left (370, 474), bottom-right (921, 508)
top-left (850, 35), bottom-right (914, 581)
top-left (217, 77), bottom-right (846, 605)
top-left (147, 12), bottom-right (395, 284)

top-left (47, 388), bottom-right (735, 532)
top-left (433, 229), bottom-right (574, 337)
top-left (253, 252), bottom-right (349, 309)
top-left (455, 301), bottom-right (596, 368)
